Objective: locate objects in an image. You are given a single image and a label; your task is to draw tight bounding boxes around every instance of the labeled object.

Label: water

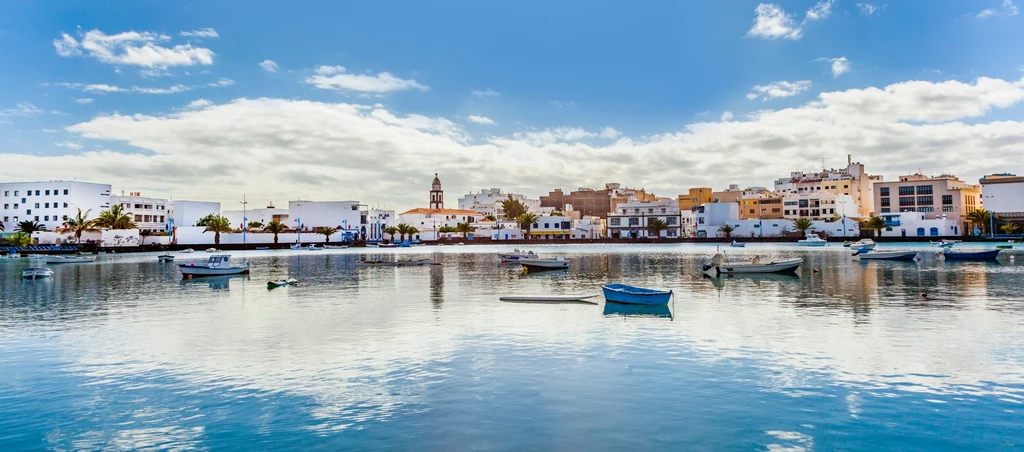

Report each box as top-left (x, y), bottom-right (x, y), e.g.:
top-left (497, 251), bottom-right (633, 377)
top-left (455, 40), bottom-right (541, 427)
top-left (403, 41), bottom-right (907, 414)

top-left (1, 243), bottom-right (1023, 450)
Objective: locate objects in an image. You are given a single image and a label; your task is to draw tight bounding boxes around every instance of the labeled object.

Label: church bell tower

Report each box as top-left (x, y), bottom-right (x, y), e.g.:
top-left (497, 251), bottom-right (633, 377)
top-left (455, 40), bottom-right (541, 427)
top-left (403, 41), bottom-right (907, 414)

top-left (430, 173), bottom-right (444, 210)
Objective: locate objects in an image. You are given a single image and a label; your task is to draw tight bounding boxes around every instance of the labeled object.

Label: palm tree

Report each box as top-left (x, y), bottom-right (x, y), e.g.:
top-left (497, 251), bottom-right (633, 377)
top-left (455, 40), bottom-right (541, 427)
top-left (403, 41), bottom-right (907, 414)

top-left (385, 224), bottom-right (399, 240)
top-left (15, 220), bottom-right (47, 233)
top-left (202, 215), bottom-right (233, 245)
top-left (792, 218), bottom-right (814, 236)
top-left (95, 205), bottom-right (137, 229)
top-left (501, 196), bottom-right (528, 224)
top-left (438, 225), bottom-right (457, 234)
top-left (646, 218), bottom-right (669, 238)
top-left (455, 222), bottom-right (476, 238)
top-left (7, 232), bottom-right (33, 248)
top-left (866, 216), bottom-right (886, 237)
top-left (395, 224), bottom-right (419, 241)
top-left (717, 224), bottom-right (735, 238)
top-left (518, 213), bottom-right (539, 237)
top-left (61, 208), bottom-right (97, 245)
top-left (247, 221), bottom-right (264, 231)
top-left (1001, 222), bottom-right (1022, 235)
top-left (139, 229), bottom-right (152, 245)
top-left (195, 214), bottom-right (218, 227)
top-left (967, 209), bottom-right (992, 235)
top-left (263, 221), bottom-right (287, 244)
top-left (483, 215), bottom-right (497, 222)
top-left (313, 226), bottom-right (338, 243)
top-left (0, 221), bottom-right (5, 232)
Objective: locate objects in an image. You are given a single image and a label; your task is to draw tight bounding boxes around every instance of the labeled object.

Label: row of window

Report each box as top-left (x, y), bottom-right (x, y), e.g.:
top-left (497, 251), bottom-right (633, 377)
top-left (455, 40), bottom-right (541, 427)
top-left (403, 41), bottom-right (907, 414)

top-left (3, 202), bottom-right (70, 210)
top-left (3, 189), bottom-right (70, 197)
top-left (2, 215), bottom-right (69, 223)
top-left (620, 208), bottom-right (673, 214)
top-left (120, 203), bottom-right (166, 211)
top-left (608, 217), bottom-right (680, 226)
top-left (783, 208), bottom-right (837, 216)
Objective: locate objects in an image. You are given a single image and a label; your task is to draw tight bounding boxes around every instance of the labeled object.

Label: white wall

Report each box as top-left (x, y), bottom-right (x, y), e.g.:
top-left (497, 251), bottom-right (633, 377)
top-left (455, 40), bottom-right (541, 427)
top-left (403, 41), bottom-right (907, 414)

top-left (289, 201), bottom-right (362, 232)
top-left (876, 213), bottom-right (961, 237)
top-left (1, 180), bottom-right (112, 232)
top-left (223, 207), bottom-right (289, 229)
top-left (981, 181), bottom-right (1024, 214)
top-left (174, 226), bottom-right (349, 245)
top-left (171, 200), bottom-right (221, 227)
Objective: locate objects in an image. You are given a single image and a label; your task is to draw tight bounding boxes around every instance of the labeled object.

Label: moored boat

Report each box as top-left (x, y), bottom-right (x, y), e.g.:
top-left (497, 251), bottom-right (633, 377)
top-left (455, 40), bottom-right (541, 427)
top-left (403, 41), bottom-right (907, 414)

top-left (290, 244), bottom-right (303, 250)
top-left (518, 256), bottom-right (570, 271)
top-left (940, 248), bottom-right (1000, 260)
top-left (795, 235), bottom-right (827, 247)
top-left (498, 249), bottom-right (536, 261)
top-left (22, 267), bottom-right (54, 279)
top-left (849, 238), bottom-right (876, 250)
top-left (730, 240), bottom-right (745, 248)
top-left (376, 243), bottom-right (397, 248)
top-left (307, 245), bottom-right (324, 251)
top-left (602, 283), bottom-right (673, 305)
top-left (42, 255), bottom-right (95, 264)
top-left (932, 239), bottom-right (961, 248)
top-left (996, 244), bottom-right (1013, 250)
top-left (205, 248), bottom-right (218, 253)
top-left (853, 249), bottom-right (918, 260)
top-left (499, 294), bottom-right (598, 303)
top-left (703, 253), bottom-right (802, 275)
top-left (180, 248), bottom-right (195, 253)
top-left (267, 278), bottom-right (298, 289)
top-left (255, 247), bottom-right (270, 250)
top-left (179, 255), bottom-right (250, 277)
top-left (158, 254), bottom-right (175, 262)
top-left (323, 244), bottom-right (348, 249)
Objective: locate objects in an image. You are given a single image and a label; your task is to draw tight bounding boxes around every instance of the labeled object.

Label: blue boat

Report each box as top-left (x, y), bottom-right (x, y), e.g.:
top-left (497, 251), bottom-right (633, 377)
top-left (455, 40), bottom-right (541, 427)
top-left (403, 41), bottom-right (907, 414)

top-left (601, 284), bottom-right (673, 305)
top-left (942, 249), bottom-right (1001, 260)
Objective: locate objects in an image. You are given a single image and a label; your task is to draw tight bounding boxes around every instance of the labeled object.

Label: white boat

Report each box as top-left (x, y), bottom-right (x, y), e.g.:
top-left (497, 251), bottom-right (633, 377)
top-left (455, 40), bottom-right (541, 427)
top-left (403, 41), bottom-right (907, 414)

top-left (730, 240), bottom-right (745, 248)
top-left (42, 255), bottom-right (95, 264)
top-left (395, 258), bottom-right (437, 266)
top-left (498, 249), bottom-right (536, 261)
top-left (931, 239), bottom-right (961, 248)
top-left (518, 256), bottom-right (571, 271)
top-left (307, 245), bottom-right (324, 251)
top-left (158, 254), bottom-right (175, 262)
top-left (853, 249), bottom-right (919, 260)
top-left (22, 267), bottom-right (54, 279)
top-left (849, 238), bottom-right (876, 250)
top-left (289, 244), bottom-right (303, 250)
top-left (795, 235), bottom-right (827, 247)
top-left (180, 248), bottom-right (195, 253)
top-left (376, 243), bottom-right (397, 248)
top-left (205, 248), bottom-right (218, 253)
top-left (703, 253), bottom-right (803, 275)
top-left (323, 244), bottom-right (348, 249)
top-left (179, 255), bottom-right (250, 277)
top-left (499, 295), bottom-right (598, 303)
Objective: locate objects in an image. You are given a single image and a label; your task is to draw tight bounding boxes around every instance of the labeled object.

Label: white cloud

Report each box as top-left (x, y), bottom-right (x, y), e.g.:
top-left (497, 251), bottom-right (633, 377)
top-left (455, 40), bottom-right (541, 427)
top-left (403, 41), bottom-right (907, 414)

top-left (259, 60), bottom-right (280, 73)
top-left (54, 29), bottom-right (215, 68)
top-left (720, 111), bottom-right (734, 122)
top-left (747, 4), bottom-right (802, 40)
top-left (50, 80), bottom-right (232, 95)
top-left (817, 56), bottom-right (851, 78)
top-left (179, 28), bottom-right (219, 38)
top-left (134, 84), bottom-right (190, 94)
top-left (185, 99), bottom-right (214, 110)
top-left (55, 141), bottom-right (83, 149)
top-left (805, 0), bottom-right (835, 21)
top-left (747, 80), bottom-right (812, 101)
top-left (549, 100), bottom-right (577, 108)
top-left (305, 69), bottom-right (428, 93)
top-left (207, 78), bottom-right (234, 87)
top-left (599, 127), bottom-right (621, 139)
top-left (467, 115), bottom-right (494, 125)
top-left (7, 76), bottom-right (1024, 212)
top-left (0, 103), bottom-right (44, 116)
top-left (73, 98), bottom-right (94, 104)
top-left (472, 89), bottom-right (500, 98)
top-left (976, 0), bottom-right (1019, 18)
top-left (856, 3), bottom-right (885, 15)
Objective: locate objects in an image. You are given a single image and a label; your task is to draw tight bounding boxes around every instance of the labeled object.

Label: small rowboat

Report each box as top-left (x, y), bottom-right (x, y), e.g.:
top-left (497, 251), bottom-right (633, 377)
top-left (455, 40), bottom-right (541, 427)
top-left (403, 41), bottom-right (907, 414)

top-left (795, 235), bottom-right (827, 247)
top-left (940, 249), bottom-right (1000, 260)
top-left (853, 249), bottom-right (918, 260)
top-left (498, 249), bottom-right (536, 261)
top-left (703, 253), bottom-right (803, 275)
top-left (22, 267), bottom-right (54, 279)
top-left (205, 248), bottom-right (218, 253)
top-left (518, 257), bottom-right (570, 272)
top-left (158, 254), bottom-right (175, 262)
top-left (179, 255), bottom-right (250, 277)
top-left (180, 248), bottom-right (195, 253)
top-left (290, 244), bottom-right (303, 250)
top-left (499, 295), bottom-right (598, 304)
top-left (267, 278), bottom-right (298, 289)
top-left (931, 239), bottom-right (960, 248)
top-left (849, 238), bottom-right (876, 250)
top-left (730, 240), bottom-right (745, 248)
top-left (41, 255), bottom-right (95, 264)
top-left (323, 245), bottom-right (348, 249)
top-left (307, 245), bottom-right (324, 251)
top-left (376, 243), bottom-right (397, 248)
top-left (602, 283), bottom-right (672, 305)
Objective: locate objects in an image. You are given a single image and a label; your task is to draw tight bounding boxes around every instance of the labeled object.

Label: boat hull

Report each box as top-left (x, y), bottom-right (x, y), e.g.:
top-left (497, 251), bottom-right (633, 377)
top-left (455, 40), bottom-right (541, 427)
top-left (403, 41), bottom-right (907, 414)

top-left (714, 258), bottom-right (803, 274)
top-left (856, 251), bottom-right (918, 260)
top-left (795, 241), bottom-right (827, 247)
top-left (602, 284), bottom-right (672, 305)
top-left (179, 265), bottom-right (250, 277)
top-left (22, 268), bottom-right (53, 279)
top-left (943, 250), bottom-right (1000, 260)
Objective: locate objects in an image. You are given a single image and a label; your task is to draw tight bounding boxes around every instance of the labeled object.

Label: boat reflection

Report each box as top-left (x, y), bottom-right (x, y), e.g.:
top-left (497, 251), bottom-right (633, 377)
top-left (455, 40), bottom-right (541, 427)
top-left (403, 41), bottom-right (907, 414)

top-left (704, 272), bottom-right (801, 290)
top-left (602, 301), bottom-right (672, 319)
top-left (179, 274), bottom-right (249, 290)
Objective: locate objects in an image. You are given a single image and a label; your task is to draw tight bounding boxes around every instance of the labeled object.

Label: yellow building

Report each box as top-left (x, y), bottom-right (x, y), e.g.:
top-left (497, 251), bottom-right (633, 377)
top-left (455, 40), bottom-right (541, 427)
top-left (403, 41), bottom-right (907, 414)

top-left (677, 187), bottom-right (713, 211)
top-left (739, 195), bottom-right (785, 220)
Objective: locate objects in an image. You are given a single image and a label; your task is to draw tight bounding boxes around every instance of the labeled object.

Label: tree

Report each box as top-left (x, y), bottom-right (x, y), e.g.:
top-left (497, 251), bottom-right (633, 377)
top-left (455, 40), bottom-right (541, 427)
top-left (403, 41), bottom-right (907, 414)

top-left (0, 221), bottom-right (4, 232)
top-left (455, 222), bottom-right (476, 238)
top-left (792, 218), bottom-right (814, 235)
top-left (518, 213), bottom-right (539, 237)
top-left (718, 224), bottom-right (735, 238)
top-left (7, 232), bottom-right (33, 248)
top-left (967, 209), bottom-right (992, 234)
top-left (647, 218), bottom-right (669, 237)
top-left (195, 214), bottom-right (219, 227)
top-left (501, 196), bottom-right (528, 223)
top-left (202, 215), bottom-right (233, 245)
top-left (61, 208), bottom-right (98, 245)
top-left (15, 220), bottom-right (47, 233)
top-left (383, 226), bottom-right (399, 242)
top-left (95, 205), bottom-right (137, 229)
top-left (438, 225), bottom-right (457, 234)
top-left (483, 215), bottom-right (497, 222)
top-left (139, 229), bottom-right (152, 245)
top-left (866, 216), bottom-right (886, 237)
top-left (1001, 222), bottom-right (1022, 235)
top-left (551, 211), bottom-right (564, 217)
top-left (247, 221), bottom-right (264, 231)
top-left (395, 223), bottom-right (419, 241)
top-left (313, 226), bottom-right (338, 243)
top-left (263, 221), bottom-right (287, 244)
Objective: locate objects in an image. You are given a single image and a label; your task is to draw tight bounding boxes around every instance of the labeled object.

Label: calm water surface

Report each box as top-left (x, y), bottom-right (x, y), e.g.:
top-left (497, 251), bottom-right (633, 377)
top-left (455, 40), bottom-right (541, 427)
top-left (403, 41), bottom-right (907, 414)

top-left (2, 243), bottom-right (1023, 450)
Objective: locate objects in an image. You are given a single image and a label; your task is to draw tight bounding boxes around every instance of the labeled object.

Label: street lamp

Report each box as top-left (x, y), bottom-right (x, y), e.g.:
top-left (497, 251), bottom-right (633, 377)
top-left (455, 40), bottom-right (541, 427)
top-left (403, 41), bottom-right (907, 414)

top-left (239, 194), bottom-right (248, 250)
top-left (837, 198), bottom-right (847, 237)
top-left (294, 217), bottom-right (302, 244)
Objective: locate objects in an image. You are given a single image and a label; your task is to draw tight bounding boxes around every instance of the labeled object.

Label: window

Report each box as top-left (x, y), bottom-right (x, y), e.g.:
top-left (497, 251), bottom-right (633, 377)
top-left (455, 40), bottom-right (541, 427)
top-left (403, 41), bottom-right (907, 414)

top-left (666, 217), bottom-right (677, 225)
top-left (21, 198), bottom-right (26, 203)
top-left (34, 190), bottom-right (39, 196)
top-left (13, 204), bottom-right (18, 209)
top-left (880, 198), bottom-right (890, 207)
top-left (900, 207), bottom-right (916, 212)
top-left (62, 215), bottom-right (68, 221)
top-left (34, 216), bottom-right (39, 221)
top-left (942, 195), bottom-right (953, 205)
top-left (917, 207), bottom-right (934, 212)
top-left (63, 189), bottom-right (68, 195)
top-left (44, 215), bottom-right (49, 221)
top-left (917, 196), bottom-right (933, 205)
top-left (898, 186), bottom-right (915, 196)
top-left (610, 218), bottom-right (621, 226)
top-left (544, 223), bottom-right (550, 229)
top-left (942, 206), bottom-right (954, 212)
top-left (879, 187), bottom-right (890, 196)
top-left (34, 203), bottom-right (39, 208)
top-left (45, 190), bottom-right (50, 195)
top-left (63, 203), bottom-right (68, 208)
top-left (14, 191), bottom-right (18, 196)
top-left (799, 200), bottom-right (809, 208)
top-left (916, 185), bottom-right (933, 195)
top-left (26, 209), bottom-right (31, 215)
top-left (53, 188), bottom-right (58, 195)
top-left (899, 197), bottom-right (916, 207)
top-left (45, 203), bottom-right (50, 208)
top-left (881, 208), bottom-right (891, 213)
top-left (629, 217), bottom-right (640, 226)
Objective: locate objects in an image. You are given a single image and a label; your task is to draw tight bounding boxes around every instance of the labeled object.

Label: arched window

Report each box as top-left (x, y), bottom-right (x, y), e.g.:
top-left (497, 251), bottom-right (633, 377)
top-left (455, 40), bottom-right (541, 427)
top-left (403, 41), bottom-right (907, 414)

top-left (930, 227), bottom-right (939, 236)
top-left (916, 227), bottom-right (925, 236)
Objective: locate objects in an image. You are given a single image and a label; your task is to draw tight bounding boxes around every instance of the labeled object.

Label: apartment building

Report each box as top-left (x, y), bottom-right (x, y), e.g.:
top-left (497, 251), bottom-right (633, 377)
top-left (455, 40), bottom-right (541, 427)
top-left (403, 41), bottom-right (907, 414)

top-left (872, 174), bottom-right (981, 231)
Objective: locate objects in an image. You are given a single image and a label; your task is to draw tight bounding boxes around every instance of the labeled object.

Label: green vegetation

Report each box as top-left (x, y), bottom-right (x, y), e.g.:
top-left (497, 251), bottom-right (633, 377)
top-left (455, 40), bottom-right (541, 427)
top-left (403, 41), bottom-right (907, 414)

top-left (313, 226), bottom-right (338, 243)
top-left (95, 205), bottom-right (137, 229)
top-left (866, 216), bottom-right (886, 237)
top-left (792, 218), bottom-right (814, 235)
top-left (647, 218), bottom-right (669, 237)
top-left (383, 226), bottom-right (399, 242)
top-left (518, 213), bottom-right (539, 236)
top-left (455, 222), bottom-right (476, 238)
top-left (717, 224), bottom-right (735, 238)
top-left (15, 220), bottom-right (47, 233)
top-left (263, 221), bottom-right (287, 244)
top-left (501, 196), bottom-right (528, 223)
top-left (201, 215), bottom-right (233, 245)
top-left (967, 209), bottom-right (992, 234)
top-left (7, 232), bottom-right (33, 248)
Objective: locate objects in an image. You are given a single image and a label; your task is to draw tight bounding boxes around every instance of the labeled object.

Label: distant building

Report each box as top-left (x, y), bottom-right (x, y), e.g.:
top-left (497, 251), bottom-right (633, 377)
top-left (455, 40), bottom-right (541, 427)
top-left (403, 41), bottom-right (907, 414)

top-left (606, 198), bottom-right (683, 238)
top-left (874, 212), bottom-right (962, 237)
top-left (223, 203), bottom-right (290, 230)
top-left (1, 180), bottom-right (112, 232)
top-left (365, 208), bottom-right (396, 242)
top-left (457, 188), bottom-right (547, 219)
top-left (289, 200), bottom-right (364, 238)
top-left (541, 183), bottom-right (655, 219)
top-left (774, 155), bottom-right (881, 218)
top-left (694, 202), bottom-right (858, 238)
top-left (170, 200), bottom-right (221, 228)
top-left (677, 187), bottom-right (713, 211)
top-left (872, 173), bottom-right (981, 232)
top-left (399, 173), bottom-right (481, 241)
top-left (979, 173), bottom-right (1024, 225)
top-left (110, 191), bottom-right (170, 233)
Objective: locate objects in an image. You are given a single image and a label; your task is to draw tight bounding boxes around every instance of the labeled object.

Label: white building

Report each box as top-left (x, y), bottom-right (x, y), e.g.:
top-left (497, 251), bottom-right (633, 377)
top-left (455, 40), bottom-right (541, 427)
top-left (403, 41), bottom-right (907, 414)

top-left (570, 216), bottom-right (605, 239)
top-left (289, 200), bottom-right (365, 239)
top-left (399, 207), bottom-right (481, 241)
top-left (979, 174), bottom-right (1024, 225)
top-left (109, 191), bottom-right (170, 233)
top-left (695, 202), bottom-right (859, 238)
top-left (773, 155), bottom-right (881, 218)
top-left (875, 213), bottom-right (962, 237)
top-left (525, 215), bottom-right (573, 239)
top-left (606, 198), bottom-right (684, 238)
top-left (223, 204), bottom-right (289, 230)
top-left (1, 180), bottom-right (112, 232)
top-left (364, 208), bottom-right (397, 241)
top-left (170, 200), bottom-right (221, 228)
top-left (781, 193), bottom-right (859, 221)
top-left (458, 188), bottom-right (547, 218)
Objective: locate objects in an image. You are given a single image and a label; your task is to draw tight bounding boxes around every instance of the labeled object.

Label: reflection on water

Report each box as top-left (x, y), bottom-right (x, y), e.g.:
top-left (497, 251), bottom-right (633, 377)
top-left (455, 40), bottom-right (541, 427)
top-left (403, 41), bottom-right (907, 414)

top-left (1, 244), bottom-right (1023, 450)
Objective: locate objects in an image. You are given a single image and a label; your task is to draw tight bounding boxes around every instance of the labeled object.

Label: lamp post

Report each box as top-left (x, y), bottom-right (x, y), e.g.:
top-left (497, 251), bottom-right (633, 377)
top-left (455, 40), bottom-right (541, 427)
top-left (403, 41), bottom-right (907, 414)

top-left (239, 194), bottom-right (248, 250)
top-left (837, 198), bottom-right (847, 237)
top-left (294, 217), bottom-right (301, 244)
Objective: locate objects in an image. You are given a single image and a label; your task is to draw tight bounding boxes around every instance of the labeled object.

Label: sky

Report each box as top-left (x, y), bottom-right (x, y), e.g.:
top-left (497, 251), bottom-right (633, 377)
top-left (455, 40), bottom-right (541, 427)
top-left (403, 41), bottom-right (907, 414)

top-left (1, 0), bottom-right (1023, 212)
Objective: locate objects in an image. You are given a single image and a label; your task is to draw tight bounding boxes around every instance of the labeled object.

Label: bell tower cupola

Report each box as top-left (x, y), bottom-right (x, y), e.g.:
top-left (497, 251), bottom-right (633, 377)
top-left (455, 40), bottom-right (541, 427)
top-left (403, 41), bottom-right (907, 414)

top-left (430, 173), bottom-right (443, 210)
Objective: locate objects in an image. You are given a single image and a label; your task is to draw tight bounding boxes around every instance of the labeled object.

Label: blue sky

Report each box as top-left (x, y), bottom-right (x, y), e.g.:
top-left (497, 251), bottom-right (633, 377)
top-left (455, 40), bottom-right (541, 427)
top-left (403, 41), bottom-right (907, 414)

top-left (1, 0), bottom-right (1023, 209)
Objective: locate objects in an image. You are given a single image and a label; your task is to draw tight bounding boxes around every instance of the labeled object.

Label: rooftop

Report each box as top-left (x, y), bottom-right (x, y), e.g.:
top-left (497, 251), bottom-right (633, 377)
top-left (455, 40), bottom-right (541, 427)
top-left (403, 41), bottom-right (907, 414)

top-left (401, 208), bottom-right (482, 216)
